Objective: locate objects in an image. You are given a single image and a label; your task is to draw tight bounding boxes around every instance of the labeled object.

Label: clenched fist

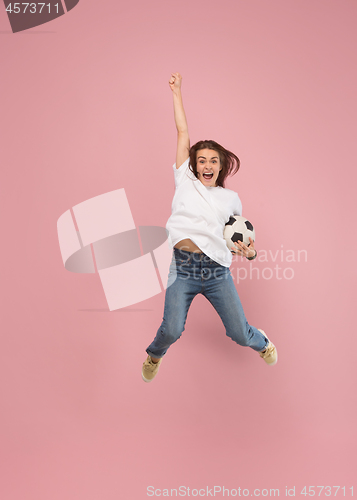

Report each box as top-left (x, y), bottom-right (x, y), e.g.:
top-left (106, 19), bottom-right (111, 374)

top-left (169, 72), bottom-right (182, 92)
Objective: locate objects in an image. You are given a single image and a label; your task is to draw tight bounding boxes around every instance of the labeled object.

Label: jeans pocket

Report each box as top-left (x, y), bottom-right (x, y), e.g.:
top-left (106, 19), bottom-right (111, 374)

top-left (173, 250), bottom-right (190, 264)
top-left (178, 255), bottom-right (192, 265)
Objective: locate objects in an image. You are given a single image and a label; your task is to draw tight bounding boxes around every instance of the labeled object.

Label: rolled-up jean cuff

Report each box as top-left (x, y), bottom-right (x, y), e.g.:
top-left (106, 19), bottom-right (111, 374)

top-left (146, 350), bottom-right (164, 359)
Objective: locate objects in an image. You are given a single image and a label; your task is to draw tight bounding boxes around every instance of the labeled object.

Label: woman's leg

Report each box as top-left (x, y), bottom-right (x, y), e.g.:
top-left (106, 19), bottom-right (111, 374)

top-left (202, 267), bottom-right (268, 352)
top-left (146, 256), bottom-right (200, 359)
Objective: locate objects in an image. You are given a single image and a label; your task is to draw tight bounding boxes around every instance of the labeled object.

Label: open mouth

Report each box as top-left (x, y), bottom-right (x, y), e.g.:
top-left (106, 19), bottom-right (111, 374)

top-left (202, 172), bottom-right (214, 180)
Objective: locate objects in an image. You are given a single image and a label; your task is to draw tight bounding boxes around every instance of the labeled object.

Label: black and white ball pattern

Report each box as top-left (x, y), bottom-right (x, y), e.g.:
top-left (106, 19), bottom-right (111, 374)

top-left (224, 215), bottom-right (255, 253)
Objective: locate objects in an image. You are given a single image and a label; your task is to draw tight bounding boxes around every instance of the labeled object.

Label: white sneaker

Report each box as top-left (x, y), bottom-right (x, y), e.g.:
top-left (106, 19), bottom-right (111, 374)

top-left (258, 330), bottom-right (278, 366)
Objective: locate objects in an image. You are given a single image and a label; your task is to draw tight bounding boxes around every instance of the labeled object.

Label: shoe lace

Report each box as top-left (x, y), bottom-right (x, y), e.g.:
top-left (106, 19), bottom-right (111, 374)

top-left (261, 343), bottom-right (275, 358)
top-left (144, 358), bottom-right (158, 372)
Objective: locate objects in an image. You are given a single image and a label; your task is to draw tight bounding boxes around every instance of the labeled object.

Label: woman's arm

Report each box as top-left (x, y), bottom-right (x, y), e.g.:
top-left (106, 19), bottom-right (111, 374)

top-left (169, 73), bottom-right (190, 169)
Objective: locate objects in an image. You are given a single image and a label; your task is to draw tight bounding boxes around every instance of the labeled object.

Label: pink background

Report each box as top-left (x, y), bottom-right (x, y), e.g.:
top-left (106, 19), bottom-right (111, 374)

top-left (1, 1), bottom-right (356, 499)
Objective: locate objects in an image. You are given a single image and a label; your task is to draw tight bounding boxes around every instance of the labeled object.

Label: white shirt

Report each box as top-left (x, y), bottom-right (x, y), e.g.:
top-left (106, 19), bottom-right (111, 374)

top-left (166, 158), bottom-right (242, 267)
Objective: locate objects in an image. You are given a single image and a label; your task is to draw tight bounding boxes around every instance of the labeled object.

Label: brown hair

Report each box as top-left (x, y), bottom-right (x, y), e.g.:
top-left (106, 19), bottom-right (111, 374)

top-left (188, 140), bottom-right (240, 188)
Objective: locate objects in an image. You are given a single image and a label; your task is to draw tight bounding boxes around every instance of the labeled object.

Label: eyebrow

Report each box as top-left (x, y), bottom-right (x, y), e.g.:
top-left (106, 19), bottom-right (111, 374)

top-left (197, 156), bottom-right (218, 160)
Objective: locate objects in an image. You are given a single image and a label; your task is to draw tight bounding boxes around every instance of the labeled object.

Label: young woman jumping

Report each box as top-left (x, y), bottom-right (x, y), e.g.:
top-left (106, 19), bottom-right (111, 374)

top-left (142, 73), bottom-right (277, 382)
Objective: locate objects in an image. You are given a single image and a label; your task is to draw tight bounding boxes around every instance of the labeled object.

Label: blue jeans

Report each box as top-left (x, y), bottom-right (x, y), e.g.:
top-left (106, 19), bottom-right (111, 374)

top-left (146, 248), bottom-right (268, 358)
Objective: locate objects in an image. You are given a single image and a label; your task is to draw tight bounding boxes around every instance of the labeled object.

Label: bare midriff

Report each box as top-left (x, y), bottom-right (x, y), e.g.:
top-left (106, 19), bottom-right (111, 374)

top-left (174, 238), bottom-right (203, 253)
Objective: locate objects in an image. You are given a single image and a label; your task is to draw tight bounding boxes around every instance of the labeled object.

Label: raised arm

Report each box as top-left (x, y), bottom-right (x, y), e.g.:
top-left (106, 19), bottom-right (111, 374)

top-left (168, 73), bottom-right (190, 169)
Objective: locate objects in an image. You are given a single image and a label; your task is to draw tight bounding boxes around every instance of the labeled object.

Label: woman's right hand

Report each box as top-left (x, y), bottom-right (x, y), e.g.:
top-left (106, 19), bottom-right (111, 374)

top-left (169, 72), bottom-right (182, 92)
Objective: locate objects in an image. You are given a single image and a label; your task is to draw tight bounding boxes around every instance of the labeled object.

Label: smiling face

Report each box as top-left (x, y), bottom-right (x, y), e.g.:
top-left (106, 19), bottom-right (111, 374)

top-left (196, 149), bottom-right (222, 187)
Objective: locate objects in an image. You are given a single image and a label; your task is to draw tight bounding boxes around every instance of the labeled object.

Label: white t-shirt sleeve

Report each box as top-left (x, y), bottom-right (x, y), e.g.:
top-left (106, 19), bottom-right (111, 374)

top-left (233, 192), bottom-right (243, 216)
top-left (172, 157), bottom-right (193, 189)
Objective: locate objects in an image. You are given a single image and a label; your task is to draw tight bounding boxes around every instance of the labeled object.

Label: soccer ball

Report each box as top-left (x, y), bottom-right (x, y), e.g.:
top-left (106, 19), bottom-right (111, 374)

top-left (224, 215), bottom-right (255, 253)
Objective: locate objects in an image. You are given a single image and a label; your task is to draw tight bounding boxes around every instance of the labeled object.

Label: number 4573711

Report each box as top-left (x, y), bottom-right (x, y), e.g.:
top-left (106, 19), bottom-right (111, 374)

top-left (6, 3), bottom-right (59, 14)
top-left (301, 487), bottom-right (354, 497)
